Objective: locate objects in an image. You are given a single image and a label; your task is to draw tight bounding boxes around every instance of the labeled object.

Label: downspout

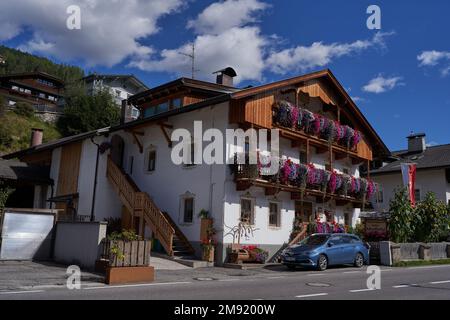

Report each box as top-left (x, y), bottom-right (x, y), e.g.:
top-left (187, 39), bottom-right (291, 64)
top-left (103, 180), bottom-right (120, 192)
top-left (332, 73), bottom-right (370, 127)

top-left (90, 136), bottom-right (101, 222)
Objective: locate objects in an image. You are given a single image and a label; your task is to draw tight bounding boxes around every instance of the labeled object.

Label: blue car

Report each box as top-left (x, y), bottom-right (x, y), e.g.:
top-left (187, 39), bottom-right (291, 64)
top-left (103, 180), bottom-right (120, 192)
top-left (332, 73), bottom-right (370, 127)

top-left (281, 233), bottom-right (370, 271)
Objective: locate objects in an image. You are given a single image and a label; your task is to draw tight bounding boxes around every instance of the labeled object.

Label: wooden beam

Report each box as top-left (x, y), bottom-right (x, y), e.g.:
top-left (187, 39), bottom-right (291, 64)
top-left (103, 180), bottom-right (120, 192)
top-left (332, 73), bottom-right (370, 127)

top-left (131, 131), bottom-right (143, 153)
top-left (159, 124), bottom-right (173, 148)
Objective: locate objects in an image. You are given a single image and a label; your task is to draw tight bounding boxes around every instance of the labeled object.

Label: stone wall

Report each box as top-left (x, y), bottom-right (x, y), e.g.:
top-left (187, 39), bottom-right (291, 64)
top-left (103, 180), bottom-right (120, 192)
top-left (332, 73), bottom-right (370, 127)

top-left (379, 241), bottom-right (450, 266)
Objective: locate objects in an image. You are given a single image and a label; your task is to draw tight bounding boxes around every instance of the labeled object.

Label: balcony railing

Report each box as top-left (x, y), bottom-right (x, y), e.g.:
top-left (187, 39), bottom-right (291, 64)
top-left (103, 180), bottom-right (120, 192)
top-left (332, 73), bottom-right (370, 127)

top-left (273, 100), bottom-right (362, 151)
top-left (231, 154), bottom-right (380, 202)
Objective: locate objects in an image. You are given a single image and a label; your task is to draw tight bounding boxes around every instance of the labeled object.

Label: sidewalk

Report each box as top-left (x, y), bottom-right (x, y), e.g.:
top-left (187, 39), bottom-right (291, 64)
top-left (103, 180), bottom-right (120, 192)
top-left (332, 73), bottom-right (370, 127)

top-left (0, 261), bottom-right (104, 291)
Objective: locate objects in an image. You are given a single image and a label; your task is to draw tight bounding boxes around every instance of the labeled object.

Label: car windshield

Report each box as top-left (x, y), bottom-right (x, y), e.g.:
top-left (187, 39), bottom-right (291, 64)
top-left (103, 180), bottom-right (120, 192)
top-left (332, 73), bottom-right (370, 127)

top-left (300, 234), bottom-right (330, 245)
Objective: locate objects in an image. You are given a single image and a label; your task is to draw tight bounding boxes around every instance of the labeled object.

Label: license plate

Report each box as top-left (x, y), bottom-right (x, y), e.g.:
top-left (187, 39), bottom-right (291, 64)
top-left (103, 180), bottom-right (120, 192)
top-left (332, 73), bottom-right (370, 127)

top-left (284, 257), bottom-right (295, 262)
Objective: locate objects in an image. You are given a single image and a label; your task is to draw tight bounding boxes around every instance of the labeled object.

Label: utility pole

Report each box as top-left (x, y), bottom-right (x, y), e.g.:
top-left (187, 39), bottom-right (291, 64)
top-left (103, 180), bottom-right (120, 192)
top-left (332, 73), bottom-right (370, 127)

top-left (179, 43), bottom-right (199, 79)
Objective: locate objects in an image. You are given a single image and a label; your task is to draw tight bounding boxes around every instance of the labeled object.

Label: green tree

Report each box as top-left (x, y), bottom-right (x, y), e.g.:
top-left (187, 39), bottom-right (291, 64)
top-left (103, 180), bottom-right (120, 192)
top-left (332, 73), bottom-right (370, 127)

top-left (13, 102), bottom-right (35, 118)
top-left (413, 192), bottom-right (450, 242)
top-left (388, 188), bottom-right (416, 243)
top-left (57, 89), bottom-right (120, 136)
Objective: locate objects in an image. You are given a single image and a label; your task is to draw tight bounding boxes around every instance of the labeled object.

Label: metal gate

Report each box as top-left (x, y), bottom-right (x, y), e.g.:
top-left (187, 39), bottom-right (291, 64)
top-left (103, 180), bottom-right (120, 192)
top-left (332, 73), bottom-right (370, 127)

top-left (0, 209), bottom-right (55, 260)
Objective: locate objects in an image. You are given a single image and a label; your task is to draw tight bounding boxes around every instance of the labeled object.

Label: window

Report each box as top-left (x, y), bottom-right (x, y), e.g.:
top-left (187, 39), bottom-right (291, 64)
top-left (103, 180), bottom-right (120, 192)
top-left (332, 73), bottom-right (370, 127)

top-left (183, 197), bottom-right (194, 223)
top-left (240, 198), bottom-right (254, 225)
top-left (377, 189), bottom-right (384, 203)
top-left (144, 107), bottom-right (156, 118)
top-left (171, 98), bottom-right (182, 109)
top-left (184, 141), bottom-right (196, 167)
top-left (147, 149), bottom-right (156, 172)
top-left (156, 101), bottom-right (169, 113)
top-left (269, 202), bottom-right (281, 227)
top-left (115, 90), bottom-right (121, 97)
top-left (414, 189), bottom-right (421, 202)
top-left (344, 212), bottom-right (352, 226)
top-left (343, 168), bottom-right (349, 175)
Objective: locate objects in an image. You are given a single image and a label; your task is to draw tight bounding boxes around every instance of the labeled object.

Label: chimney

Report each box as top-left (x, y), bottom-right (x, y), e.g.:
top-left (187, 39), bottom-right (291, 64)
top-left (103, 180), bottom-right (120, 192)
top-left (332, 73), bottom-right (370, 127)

top-left (407, 132), bottom-right (426, 153)
top-left (213, 67), bottom-right (237, 87)
top-left (30, 128), bottom-right (43, 147)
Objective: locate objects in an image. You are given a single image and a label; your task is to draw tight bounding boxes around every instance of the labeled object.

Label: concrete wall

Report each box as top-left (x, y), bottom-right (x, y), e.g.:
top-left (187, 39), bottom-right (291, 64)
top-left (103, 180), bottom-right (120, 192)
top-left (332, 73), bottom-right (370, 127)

top-left (379, 241), bottom-right (450, 265)
top-left (372, 169), bottom-right (448, 211)
top-left (53, 221), bottom-right (107, 270)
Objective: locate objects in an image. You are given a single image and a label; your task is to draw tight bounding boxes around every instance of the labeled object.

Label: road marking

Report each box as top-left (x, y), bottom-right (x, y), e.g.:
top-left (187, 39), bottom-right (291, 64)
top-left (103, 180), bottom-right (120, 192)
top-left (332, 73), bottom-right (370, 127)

top-left (349, 288), bottom-right (377, 293)
top-left (218, 279), bottom-right (239, 282)
top-left (267, 276), bottom-right (284, 279)
top-left (83, 281), bottom-right (192, 290)
top-left (307, 273), bottom-right (323, 277)
top-left (430, 280), bottom-right (450, 285)
top-left (407, 265), bottom-right (450, 270)
top-left (0, 290), bottom-right (45, 295)
top-left (392, 284), bottom-right (418, 288)
top-left (343, 271), bottom-right (362, 274)
top-left (295, 293), bottom-right (328, 298)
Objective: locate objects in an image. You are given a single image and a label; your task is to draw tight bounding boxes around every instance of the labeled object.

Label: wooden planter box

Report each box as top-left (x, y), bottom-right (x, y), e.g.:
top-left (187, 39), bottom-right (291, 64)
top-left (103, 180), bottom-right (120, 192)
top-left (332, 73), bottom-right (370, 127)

top-left (99, 240), bottom-right (154, 285)
top-left (200, 218), bottom-right (214, 241)
top-left (228, 249), bottom-right (254, 264)
top-left (202, 246), bottom-right (215, 263)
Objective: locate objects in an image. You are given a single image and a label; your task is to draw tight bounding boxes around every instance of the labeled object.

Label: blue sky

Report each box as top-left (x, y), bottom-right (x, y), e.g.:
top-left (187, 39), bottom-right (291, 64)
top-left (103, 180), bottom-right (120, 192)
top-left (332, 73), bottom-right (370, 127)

top-left (1, 0), bottom-right (449, 151)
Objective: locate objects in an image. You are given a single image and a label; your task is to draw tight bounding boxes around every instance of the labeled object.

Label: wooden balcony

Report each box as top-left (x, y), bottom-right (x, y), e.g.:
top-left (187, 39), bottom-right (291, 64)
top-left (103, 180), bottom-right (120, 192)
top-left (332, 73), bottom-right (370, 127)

top-left (231, 160), bottom-right (378, 208)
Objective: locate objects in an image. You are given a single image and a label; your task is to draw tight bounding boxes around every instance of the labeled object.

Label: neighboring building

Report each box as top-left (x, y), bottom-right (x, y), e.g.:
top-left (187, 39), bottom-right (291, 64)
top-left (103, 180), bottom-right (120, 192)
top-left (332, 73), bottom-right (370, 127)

top-left (0, 71), bottom-right (64, 122)
top-left (0, 55), bottom-right (5, 65)
top-left (82, 74), bottom-right (149, 119)
top-left (2, 69), bottom-right (389, 264)
top-left (371, 133), bottom-right (450, 209)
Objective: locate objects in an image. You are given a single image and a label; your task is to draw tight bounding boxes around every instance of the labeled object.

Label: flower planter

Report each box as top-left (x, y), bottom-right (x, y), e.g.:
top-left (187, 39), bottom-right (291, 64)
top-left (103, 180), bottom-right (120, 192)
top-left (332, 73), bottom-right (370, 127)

top-left (202, 246), bottom-right (215, 263)
top-left (228, 249), bottom-right (252, 264)
top-left (106, 266), bottom-right (155, 285)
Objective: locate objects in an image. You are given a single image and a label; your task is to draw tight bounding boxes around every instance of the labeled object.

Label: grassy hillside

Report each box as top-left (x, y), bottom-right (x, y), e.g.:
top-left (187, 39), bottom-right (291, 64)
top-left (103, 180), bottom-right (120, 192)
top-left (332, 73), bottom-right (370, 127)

top-left (0, 112), bottom-right (61, 156)
top-left (0, 45), bottom-right (84, 83)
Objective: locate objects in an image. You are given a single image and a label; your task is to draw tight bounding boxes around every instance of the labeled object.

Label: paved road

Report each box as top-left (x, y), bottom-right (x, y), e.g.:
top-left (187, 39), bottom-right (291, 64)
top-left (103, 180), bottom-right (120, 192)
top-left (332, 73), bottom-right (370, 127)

top-left (1, 264), bottom-right (450, 300)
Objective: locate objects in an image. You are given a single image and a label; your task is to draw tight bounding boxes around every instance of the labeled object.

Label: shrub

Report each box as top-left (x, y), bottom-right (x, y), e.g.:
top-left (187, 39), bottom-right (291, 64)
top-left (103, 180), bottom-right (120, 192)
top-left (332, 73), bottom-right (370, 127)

top-left (388, 188), bottom-right (416, 243)
top-left (413, 192), bottom-right (449, 242)
top-left (13, 102), bottom-right (35, 118)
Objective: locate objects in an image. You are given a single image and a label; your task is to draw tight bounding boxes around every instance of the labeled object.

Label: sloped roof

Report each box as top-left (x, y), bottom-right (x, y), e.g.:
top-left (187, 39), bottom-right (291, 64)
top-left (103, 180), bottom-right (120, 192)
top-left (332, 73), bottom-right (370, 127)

top-left (371, 143), bottom-right (450, 175)
top-left (82, 74), bottom-right (149, 92)
top-left (0, 71), bottom-right (64, 86)
top-left (0, 159), bottom-right (52, 184)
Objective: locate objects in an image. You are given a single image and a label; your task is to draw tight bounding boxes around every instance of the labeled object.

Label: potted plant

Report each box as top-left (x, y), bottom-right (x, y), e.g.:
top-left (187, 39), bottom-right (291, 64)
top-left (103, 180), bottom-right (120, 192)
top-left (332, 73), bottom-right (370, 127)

top-left (101, 229), bottom-right (154, 285)
top-left (201, 238), bottom-right (216, 263)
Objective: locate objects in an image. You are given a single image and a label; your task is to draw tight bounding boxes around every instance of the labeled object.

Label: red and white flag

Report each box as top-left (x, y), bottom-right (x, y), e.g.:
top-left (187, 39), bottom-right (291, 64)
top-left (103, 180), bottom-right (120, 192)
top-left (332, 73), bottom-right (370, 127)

top-left (401, 163), bottom-right (417, 207)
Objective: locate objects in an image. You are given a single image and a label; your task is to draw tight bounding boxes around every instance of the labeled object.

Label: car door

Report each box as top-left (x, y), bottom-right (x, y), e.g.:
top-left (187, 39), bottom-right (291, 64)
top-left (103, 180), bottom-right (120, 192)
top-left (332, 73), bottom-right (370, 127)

top-left (326, 235), bottom-right (345, 265)
top-left (340, 235), bottom-right (357, 264)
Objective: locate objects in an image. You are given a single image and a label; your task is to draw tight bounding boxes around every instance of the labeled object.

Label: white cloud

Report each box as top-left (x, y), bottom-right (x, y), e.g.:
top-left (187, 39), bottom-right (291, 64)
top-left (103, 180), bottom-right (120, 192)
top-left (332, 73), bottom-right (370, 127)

top-left (362, 75), bottom-right (404, 94)
top-left (0, 0), bottom-right (185, 66)
top-left (187, 0), bottom-right (268, 35)
top-left (351, 96), bottom-right (365, 103)
top-left (131, 0), bottom-right (270, 84)
top-left (266, 32), bottom-right (394, 74)
top-left (130, 26), bottom-right (267, 84)
top-left (418, 50), bottom-right (450, 76)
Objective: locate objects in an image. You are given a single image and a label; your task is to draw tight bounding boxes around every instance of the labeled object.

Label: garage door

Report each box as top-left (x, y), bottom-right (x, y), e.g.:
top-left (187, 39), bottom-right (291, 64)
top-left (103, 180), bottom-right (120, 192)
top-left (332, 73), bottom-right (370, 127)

top-left (0, 210), bottom-right (55, 260)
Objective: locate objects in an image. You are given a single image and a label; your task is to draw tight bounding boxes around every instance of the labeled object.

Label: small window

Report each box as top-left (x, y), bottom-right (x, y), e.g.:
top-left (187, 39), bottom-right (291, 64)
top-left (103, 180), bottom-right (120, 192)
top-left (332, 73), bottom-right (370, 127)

top-left (171, 98), bottom-right (182, 109)
top-left (156, 102), bottom-right (169, 113)
top-left (414, 189), bottom-right (421, 202)
top-left (147, 150), bottom-right (156, 172)
top-left (183, 198), bottom-right (194, 224)
top-left (343, 168), bottom-right (349, 175)
top-left (240, 198), bottom-right (254, 225)
top-left (377, 189), bottom-right (384, 203)
top-left (269, 202), bottom-right (281, 227)
top-left (144, 107), bottom-right (156, 118)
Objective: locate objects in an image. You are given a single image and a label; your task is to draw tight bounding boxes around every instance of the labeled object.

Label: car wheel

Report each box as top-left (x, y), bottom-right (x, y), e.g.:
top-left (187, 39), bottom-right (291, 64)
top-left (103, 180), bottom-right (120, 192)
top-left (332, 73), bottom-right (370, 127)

top-left (317, 255), bottom-right (328, 271)
top-left (354, 253), bottom-right (364, 268)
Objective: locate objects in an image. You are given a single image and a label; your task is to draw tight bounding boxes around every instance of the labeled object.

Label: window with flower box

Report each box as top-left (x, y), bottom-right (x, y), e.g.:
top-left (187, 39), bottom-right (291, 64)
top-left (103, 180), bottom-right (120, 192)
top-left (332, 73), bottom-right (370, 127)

top-left (240, 198), bottom-right (254, 225)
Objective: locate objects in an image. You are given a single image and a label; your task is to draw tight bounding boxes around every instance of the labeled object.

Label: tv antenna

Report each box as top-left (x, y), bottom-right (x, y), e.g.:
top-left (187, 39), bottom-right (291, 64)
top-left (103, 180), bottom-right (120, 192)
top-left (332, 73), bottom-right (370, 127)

top-left (179, 43), bottom-right (199, 79)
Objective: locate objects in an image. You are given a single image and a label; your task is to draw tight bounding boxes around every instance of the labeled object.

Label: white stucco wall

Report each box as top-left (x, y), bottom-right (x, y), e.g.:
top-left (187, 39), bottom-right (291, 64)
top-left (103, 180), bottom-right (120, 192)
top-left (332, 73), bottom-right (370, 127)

top-left (372, 169), bottom-right (448, 210)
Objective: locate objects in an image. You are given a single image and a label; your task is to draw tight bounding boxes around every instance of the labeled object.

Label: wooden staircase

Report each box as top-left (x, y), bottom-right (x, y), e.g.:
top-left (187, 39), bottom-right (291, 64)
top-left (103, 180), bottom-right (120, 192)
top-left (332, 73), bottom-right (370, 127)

top-left (268, 223), bottom-right (309, 263)
top-left (106, 156), bottom-right (193, 257)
